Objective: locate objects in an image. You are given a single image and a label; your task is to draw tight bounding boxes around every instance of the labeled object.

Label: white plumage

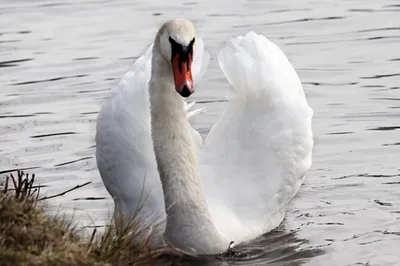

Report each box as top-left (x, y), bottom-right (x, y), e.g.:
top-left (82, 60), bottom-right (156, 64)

top-left (95, 19), bottom-right (313, 255)
top-left (200, 33), bottom-right (313, 241)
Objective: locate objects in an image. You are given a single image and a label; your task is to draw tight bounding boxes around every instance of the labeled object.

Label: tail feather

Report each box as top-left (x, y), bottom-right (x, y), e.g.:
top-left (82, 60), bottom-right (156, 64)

top-left (185, 101), bottom-right (206, 119)
top-left (192, 37), bottom-right (210, 85)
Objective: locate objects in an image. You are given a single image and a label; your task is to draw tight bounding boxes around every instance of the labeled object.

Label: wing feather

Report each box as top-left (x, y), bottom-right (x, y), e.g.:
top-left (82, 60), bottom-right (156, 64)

top-left (199, 32), bottom-right (313, 242)
top-left (96, 39), bottom-right (209, 229)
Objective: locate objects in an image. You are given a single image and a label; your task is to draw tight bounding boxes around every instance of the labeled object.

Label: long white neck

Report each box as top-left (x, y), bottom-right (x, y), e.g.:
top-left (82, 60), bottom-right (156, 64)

top-left (149, 46), bottom-right (226, 254)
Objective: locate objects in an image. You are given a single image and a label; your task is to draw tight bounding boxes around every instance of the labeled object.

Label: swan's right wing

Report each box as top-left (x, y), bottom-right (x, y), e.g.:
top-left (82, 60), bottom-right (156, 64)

top-left (199, 32), bottom-right (314, 242)
top-left (95, 44), bottom-right (166, 227)
top-left (95, 38), bottom-right (209, 228)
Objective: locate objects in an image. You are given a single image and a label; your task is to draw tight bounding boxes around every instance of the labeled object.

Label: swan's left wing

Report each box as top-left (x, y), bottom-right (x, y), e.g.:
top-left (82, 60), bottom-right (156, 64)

top-left (199, 32), bottom-right (313, 242)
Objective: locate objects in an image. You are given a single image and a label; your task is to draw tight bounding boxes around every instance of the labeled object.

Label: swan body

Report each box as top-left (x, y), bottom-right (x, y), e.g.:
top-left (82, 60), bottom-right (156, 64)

top-left (95, 19), bottom-right (313, 254)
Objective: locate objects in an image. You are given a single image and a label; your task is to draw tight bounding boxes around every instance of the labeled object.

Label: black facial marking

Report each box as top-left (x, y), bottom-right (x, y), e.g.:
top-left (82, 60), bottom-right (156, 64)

top-left (169, 37), bottom-right (195, 72)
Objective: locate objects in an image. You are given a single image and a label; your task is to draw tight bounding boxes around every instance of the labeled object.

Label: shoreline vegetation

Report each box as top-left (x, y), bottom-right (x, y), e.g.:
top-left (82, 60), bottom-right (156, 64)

top-left (0, 170), bottom-right (187, 266)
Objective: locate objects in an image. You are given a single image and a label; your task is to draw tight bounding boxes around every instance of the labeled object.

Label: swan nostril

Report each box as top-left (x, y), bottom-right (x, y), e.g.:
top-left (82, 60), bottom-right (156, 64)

top-left (179, 85), bottom-right (193, 98)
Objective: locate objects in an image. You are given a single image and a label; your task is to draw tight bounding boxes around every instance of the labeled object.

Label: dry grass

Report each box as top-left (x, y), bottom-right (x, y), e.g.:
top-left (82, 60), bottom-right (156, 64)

top-left (0, 170), bottom-right (171, 266)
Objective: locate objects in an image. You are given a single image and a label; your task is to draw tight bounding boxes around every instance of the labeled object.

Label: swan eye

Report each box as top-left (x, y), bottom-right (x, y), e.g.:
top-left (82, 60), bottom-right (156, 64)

top-left (168, 37), bottom-right (195, 64)
top-left (168, 36), bottom-right (180, 50)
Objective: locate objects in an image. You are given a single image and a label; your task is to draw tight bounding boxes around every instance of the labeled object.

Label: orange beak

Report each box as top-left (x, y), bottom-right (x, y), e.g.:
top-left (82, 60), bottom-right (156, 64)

top-left (171, 53), bottom-right (194, 97)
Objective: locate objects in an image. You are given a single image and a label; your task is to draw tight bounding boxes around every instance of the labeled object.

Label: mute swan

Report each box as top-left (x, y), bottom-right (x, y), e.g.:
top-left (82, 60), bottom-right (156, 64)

top-left (95, 19), bottom-right (313, 255)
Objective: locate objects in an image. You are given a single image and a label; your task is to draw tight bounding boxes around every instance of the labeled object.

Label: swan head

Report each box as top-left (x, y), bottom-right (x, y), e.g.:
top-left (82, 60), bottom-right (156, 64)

top-left (156, 19), bottom-right (196, 98)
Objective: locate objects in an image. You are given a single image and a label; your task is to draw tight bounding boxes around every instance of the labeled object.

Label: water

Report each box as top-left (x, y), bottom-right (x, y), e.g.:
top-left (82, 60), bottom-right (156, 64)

top-left (1, 0), bottom-right (399, 265)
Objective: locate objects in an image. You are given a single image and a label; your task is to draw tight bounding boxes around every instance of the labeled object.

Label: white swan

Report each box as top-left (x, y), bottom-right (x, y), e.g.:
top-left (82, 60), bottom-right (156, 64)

top-left (95, 19), bottom-right (313, 255)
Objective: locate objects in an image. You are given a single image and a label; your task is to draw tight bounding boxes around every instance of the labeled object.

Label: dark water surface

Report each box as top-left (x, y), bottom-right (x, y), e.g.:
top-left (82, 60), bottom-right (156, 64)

top-left (1, 0), bottom-right (400, 265)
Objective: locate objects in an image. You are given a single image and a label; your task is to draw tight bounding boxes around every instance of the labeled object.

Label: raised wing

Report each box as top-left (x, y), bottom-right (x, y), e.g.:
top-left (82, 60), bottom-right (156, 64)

top-left (199, 32), bottom-right (314, 242)
top-left (95, 38), bottom-right (209, 229)
top-left (95, 44), bottom-right (164, 227)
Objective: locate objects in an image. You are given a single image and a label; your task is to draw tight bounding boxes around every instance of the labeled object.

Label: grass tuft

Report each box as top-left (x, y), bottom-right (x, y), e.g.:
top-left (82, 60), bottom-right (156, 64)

top-left (0, 170), bottom-right (170, 266)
